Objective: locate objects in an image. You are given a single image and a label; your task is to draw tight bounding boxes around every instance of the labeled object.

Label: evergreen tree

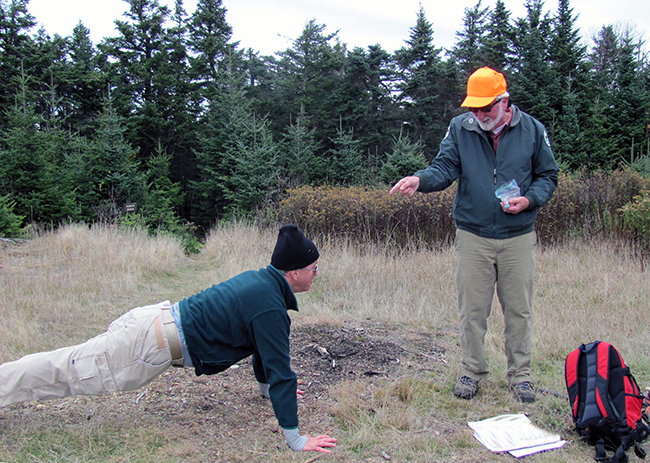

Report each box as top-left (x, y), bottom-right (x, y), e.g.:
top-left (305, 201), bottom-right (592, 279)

top-left (482, 0), bottom-right (515, 71)
top-left (89, 97), bottom-right (146, 225)
top-left (165, 0), bottom-right (200, 217)
top-left (379, 129), bottom-right (427, 185)
top-left (187, 0), bottom-right (237, 100)
top-left (140, 144), bottom-right (185, 232)
top-left (274, 20), bottom-right (346, 152)
top-left (0, 0), bottom-right (36, 126)
top-left (60, 22), bottom-right (107, 136)
top-left (590, 25), bottom-right (619, 91)
top-left (548, 0), bottom-right (590, 166)
top-left (552, 83), bottom-right (583, 169)
top-left (339, 44), bottom-right (401, 176)
top-left (0, 193), bottom-right (24, 237)
top-left (582, 25), bottom-right (620, 170)
top-left (0, 68), bottom-right (81, 225)
top-left (395, 6), bottom-right (447, 153)
top-left (280, 109), bottom-right (322, 188)
top-left (581, 97), bottom-right (617, 170)
top-left (27, 28), bottom-right (68, 124)
top-left (450, 0), bottom-right (491, 78)
top-left (609, 36), bottom-right (649, 167)
top-left (326, 123), bottom-right (363, 185)
top-left (100, 0), bottom-right (177, 163)
top-left (550, 0), bottom-right (587, 86)
top-left (218, 109), bottom-right (280, 217)
top-left (191, 72), bottom-right (250, 225)
top-left (510, 0), bottom-right (555, 130)
top-left (437, 59), bottom-right (465, 124)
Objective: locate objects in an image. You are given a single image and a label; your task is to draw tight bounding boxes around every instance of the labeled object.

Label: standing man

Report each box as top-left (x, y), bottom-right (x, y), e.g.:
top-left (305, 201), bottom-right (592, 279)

top-left (390, 67), bottom-right (558, 402)
top-left (0, 225), bottom-right (337, 453)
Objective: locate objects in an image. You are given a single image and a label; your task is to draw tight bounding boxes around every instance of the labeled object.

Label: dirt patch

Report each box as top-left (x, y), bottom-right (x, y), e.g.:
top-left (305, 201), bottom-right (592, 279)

top-left (0, 320), bottom-right (457, 461)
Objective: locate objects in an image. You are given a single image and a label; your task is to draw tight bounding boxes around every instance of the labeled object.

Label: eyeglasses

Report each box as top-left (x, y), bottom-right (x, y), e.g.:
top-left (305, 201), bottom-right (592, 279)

top-left (303, 264), bottom-right (318, 273)
top-left (469, 98), bottom-right (503, 114)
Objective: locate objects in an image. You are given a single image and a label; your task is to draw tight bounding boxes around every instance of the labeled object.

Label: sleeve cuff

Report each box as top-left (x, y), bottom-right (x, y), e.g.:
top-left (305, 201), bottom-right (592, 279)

top-left (257, 382), bottom-right (270, 398)
top-left (282, 427), bottom-right (307, 451)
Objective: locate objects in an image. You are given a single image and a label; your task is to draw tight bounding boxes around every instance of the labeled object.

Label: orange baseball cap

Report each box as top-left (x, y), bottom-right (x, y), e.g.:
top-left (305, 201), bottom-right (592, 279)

top-left (461, 67), bottom-right (507, 108)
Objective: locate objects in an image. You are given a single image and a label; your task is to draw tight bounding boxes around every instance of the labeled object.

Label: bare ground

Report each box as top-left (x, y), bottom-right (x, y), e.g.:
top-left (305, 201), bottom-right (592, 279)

top-left (0, 319), bottom-right (458, 462)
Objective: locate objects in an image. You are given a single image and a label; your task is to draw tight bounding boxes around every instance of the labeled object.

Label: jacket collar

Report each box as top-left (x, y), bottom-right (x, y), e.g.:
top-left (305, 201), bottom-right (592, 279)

top-left (268, 264), bottom-right (299, 311)
top-left (461, 104), bottom-right (522, 135)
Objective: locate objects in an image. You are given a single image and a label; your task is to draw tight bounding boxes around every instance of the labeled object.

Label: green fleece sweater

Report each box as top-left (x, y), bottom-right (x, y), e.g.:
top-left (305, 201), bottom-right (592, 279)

top-left (178, 265), bottom-right (299, 428)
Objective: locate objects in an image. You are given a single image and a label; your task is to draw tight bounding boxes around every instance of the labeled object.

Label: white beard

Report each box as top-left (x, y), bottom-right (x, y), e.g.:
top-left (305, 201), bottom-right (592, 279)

top-left (477, 103), bottom-right (505, 132)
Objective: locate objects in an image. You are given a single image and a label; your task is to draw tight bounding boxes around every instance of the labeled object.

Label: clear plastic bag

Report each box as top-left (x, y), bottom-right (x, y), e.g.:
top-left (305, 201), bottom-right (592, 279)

top-left (495, 179), bottom-right (520, 209)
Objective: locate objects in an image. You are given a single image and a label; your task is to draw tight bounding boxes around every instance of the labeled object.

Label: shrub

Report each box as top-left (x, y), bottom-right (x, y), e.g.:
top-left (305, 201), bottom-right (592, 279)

top-left (278, 185), bottom-right (456, 248)
top-left (619, 190), bottom-right (650, 260)
top-left (278, 168), bottom-right (650, 250)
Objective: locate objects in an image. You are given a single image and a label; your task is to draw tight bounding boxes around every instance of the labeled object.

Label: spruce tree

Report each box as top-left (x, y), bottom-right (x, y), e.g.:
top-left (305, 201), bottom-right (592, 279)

top-left (89, 97), bottom-right (146, 225)
top-left (274, 20), bottom-right (346, 154)
top-left (280, 109), bottom-right (322, 188)
top-left (338, 45), bottom-right (401, 175)
top-left (610, 35), bottom-right (649, 167)
top-left (100, 0), bottom-right (177, 163)
top-left (482, 0), bottom-right (515, 71)
top-left (510, 0), bottom-right (555, 129)
top-left (379, 130), bottom-right (427, 185)
top-left (450, 0), bottom-right (490, 78)
top-left (140, 144), bottom-right (185, 232)
top-left (549, 0), bottom-right (589, 166)
top-left (395, 5), bottom-right (447, 154)
top-left (61, 22), bottom-right (107, 136)
top-left (218, 108), bottom-right (280, 218)
top-left (326, 123), bottom-right (363, 186)
top-left (0, 0), bottom-right (36, 127)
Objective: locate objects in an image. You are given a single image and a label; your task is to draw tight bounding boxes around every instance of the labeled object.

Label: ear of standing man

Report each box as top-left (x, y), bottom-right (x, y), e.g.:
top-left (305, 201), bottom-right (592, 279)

top-left (390, 66), bottom-right (559, 402)
top-left (0, 224), bottom-right (337, 453)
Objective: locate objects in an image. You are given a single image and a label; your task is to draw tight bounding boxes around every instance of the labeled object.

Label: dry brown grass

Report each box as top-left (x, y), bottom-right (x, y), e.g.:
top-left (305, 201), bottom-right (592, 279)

top-left (2, 222), bottom-right (650, 462)
top-left (0, 224), bottom-right (187, 361)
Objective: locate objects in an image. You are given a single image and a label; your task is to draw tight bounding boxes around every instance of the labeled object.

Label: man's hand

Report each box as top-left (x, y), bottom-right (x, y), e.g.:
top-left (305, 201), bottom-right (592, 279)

top-left (502, 196), bottom-right (529, 214)
top-left (302, 435), bottom-right (337, 453)
top-left (389, 176), bottom-right (420, 197)
top-left (297, 389), bottom-right (304, 399)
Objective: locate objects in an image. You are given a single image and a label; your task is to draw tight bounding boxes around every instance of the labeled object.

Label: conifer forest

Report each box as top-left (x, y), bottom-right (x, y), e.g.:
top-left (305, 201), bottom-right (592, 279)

top-left (0, 0), bottom-right (648, 238)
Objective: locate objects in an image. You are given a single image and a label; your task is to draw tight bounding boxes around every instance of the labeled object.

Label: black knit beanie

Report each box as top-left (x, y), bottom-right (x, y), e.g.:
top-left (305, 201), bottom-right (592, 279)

top-left (271, 225), bottom-right (319, 271)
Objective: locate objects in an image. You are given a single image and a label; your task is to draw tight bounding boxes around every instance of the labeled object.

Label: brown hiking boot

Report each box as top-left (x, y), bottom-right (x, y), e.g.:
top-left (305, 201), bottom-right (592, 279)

top-left (510, 381), bottom-right (536, 403)
top-left (453, 375), bottom-right (480, 400)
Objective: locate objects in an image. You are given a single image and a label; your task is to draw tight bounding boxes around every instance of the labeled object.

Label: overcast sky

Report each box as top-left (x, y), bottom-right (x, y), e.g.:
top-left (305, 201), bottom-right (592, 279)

top-left (27, 0), bottom-right (650, 56)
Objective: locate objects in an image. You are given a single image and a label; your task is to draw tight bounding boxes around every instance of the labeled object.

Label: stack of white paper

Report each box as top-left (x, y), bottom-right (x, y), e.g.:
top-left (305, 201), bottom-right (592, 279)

top-left (468, 414), bottom-right (566, 458)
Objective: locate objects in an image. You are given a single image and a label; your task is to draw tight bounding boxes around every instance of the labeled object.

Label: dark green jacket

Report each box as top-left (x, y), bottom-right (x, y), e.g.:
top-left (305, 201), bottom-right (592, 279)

top-left (415, 105), bottom-right (559, 239)
top-left (179, 265), bottom-right (299, 428)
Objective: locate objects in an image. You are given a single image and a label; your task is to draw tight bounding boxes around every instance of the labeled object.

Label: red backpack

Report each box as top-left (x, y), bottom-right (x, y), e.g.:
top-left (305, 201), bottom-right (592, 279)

top-left (565, 341), bottom-right (650, 462)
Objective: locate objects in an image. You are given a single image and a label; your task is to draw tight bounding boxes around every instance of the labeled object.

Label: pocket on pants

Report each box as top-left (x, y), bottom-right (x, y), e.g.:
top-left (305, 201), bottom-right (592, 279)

top-left (73, 352), bottom-right (117, 394)
top-left (136, 316), bottom-right (172, 368)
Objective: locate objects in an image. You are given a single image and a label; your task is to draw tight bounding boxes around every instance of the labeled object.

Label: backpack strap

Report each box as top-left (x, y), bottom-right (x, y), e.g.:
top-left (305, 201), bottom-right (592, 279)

top-left (634, 441), bottom-right (647, 459)
top-left (580, 341), bottom-right (616, 427)
top-left (593, 438), bottom-right (629, 463)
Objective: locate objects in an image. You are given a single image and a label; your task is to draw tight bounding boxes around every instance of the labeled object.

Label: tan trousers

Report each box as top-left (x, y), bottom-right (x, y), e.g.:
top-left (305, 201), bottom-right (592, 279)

top-left (455, 229), bottom-right (536, 385)
top-left (0, 301), bottom-right (182, 407)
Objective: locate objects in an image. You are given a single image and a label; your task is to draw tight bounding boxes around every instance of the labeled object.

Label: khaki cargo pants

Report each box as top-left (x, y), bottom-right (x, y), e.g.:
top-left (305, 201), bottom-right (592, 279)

top-left (455, 229), bottom-right (536, 385)
top-left (0, 301), bottom-right (183, 407)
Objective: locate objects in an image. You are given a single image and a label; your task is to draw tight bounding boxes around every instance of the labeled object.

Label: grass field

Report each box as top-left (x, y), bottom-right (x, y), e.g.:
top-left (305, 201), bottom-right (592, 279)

top-left (1, 222), bottom-right (650, 462)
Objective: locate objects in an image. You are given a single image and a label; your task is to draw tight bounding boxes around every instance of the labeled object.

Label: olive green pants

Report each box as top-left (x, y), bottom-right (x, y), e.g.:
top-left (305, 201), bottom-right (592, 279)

top-left (0, 301), bottom-right (181, 407)
top-left (455, 229), bottom-right (536, 385)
